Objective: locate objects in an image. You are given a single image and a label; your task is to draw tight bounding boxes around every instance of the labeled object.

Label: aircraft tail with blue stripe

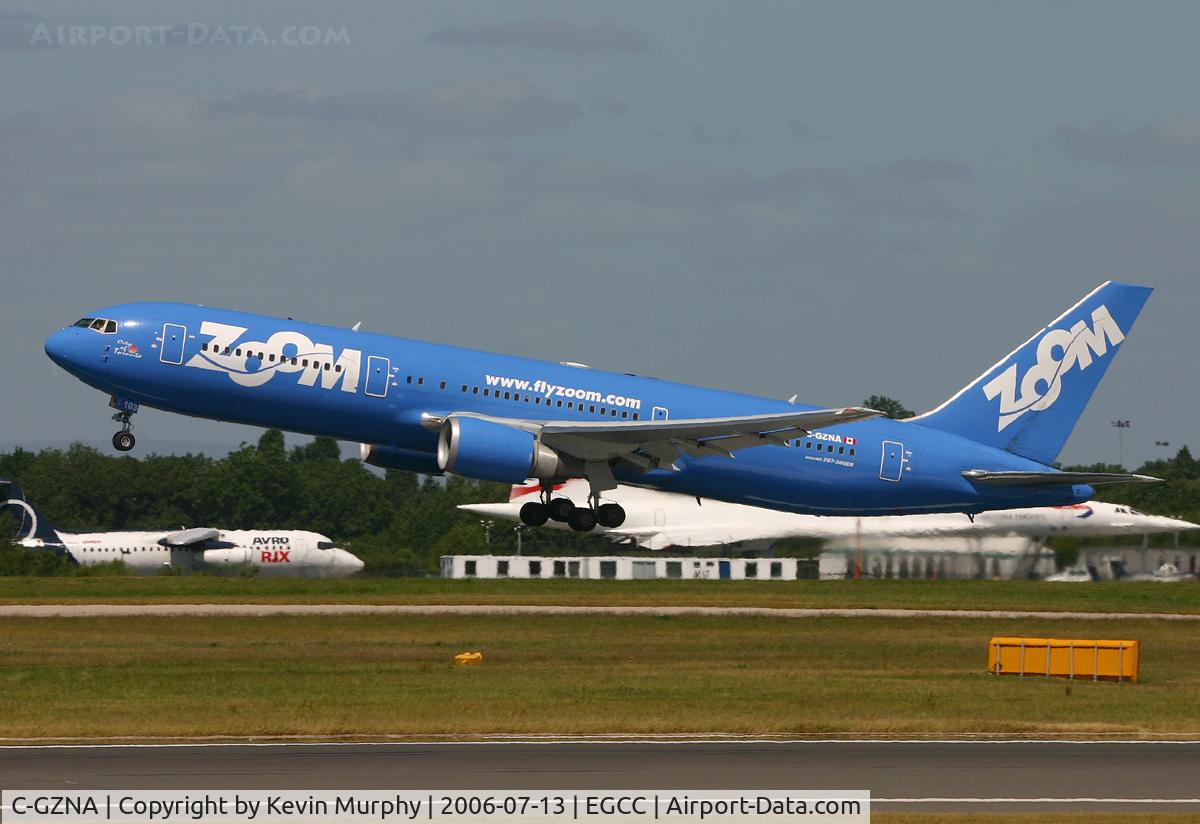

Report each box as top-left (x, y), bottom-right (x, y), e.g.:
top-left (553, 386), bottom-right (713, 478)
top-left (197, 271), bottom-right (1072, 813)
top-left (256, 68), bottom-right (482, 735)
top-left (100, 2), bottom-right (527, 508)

top-left (910, 281), bottom-right (1153, 465)
top-left (1, 480), bottom-right (64, 545)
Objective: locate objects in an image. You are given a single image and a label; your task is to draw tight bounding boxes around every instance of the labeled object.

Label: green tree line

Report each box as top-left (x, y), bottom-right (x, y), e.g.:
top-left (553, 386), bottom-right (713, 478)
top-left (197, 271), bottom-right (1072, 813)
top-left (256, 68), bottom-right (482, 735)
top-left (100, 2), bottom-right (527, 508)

top-left (0, 430), bottom-right (607, 576)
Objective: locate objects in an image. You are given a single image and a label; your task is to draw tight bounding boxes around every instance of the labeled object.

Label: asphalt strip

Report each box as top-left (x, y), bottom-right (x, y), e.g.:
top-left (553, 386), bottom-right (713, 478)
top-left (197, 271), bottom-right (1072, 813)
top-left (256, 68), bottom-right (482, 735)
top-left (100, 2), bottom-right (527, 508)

top-left (1, 604), bottom-right (1198, 619)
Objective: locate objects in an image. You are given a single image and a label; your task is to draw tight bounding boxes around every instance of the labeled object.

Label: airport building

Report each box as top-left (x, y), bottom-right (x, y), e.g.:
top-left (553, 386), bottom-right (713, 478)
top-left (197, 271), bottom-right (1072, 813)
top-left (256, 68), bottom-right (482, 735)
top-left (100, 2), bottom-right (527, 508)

top-left (442, 554), bottom-right (822, 581)
top-left (443, 543), bottom-right (1197, 581)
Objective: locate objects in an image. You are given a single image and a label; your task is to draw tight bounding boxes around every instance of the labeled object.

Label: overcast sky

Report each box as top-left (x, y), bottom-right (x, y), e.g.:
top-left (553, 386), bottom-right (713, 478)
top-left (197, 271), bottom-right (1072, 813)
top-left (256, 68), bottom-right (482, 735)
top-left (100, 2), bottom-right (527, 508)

top-left (2, 1), bottom-right (1197, 467)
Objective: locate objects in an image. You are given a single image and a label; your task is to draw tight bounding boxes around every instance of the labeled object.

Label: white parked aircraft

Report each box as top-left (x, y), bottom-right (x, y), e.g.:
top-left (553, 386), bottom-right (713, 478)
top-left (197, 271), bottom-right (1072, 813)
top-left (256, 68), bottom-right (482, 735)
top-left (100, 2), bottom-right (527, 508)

top-left (461, 479), bottom-right (1197, 551)
top-left (2, 480), bottom-right (364, 577)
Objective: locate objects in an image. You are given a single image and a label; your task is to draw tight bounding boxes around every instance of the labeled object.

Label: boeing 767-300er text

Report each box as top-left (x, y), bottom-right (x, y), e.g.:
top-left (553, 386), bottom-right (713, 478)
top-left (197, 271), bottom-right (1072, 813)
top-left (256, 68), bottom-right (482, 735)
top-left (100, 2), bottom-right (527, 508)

top-left (44, 282), bottom-right (1157, 532)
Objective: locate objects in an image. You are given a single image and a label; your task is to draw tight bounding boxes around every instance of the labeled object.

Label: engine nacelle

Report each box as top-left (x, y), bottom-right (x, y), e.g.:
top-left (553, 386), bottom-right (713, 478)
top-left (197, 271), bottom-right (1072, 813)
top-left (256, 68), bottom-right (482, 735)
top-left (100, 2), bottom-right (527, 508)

top-left (359, 443), bottom-right (444, 476)
top-left (200, 547), bottom-right (250, 567)
top-left (437, 417), bottom-right (576, 483)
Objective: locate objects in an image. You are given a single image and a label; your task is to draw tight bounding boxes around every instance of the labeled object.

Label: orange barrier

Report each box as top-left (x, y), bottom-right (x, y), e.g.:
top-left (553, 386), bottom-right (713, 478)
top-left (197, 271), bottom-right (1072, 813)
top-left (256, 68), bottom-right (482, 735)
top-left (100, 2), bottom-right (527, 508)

top-left (988, 637), bottom-right (1138, 682)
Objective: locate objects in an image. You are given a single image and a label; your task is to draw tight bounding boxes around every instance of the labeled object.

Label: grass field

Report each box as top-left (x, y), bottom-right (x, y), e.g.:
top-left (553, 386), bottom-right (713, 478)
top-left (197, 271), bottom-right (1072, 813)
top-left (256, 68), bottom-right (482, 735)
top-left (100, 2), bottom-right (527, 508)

top-left (0, 576), bottom-right (1197, 613)
top-left (1, 613), bottom-right (1197, 739)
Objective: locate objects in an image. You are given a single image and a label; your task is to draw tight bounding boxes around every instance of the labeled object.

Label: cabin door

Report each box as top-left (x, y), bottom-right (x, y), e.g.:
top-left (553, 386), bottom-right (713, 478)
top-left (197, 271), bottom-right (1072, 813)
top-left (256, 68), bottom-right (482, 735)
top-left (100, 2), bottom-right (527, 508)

top-left (879, 440), bottom-right (906, 482)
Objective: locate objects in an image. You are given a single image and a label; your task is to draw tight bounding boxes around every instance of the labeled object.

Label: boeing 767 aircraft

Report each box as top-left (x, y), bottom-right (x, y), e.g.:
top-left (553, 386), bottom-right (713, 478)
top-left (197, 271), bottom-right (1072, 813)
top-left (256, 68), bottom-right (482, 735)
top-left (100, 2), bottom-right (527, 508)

top-left (44, 282), bottom-right (1157, 532)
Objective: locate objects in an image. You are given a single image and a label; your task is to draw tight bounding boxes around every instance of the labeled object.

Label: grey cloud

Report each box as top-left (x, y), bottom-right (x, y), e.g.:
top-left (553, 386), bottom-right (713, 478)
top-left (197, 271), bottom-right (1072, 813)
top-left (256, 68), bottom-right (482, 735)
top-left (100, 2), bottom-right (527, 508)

top-left (506, 157), bottom-right (968, 220)
top-left (0, 9), bottom-right (56, 51)
top-left (588, 96), bottom-right (629, 117)
top-left (428, 18), bottom-right (652, 55)
top-left (1057, 118), bottom-right (1200, 165)
top-left (688, 120), bottom-right (746, 147)
top-left (206, 84), bottom-right (583, 138)
top-left (869, 158), bottom-right (972, 182)
top-left (788, 120), bottom-right (821, 143)
top-left (995, 200), bottom-right (1200, 276)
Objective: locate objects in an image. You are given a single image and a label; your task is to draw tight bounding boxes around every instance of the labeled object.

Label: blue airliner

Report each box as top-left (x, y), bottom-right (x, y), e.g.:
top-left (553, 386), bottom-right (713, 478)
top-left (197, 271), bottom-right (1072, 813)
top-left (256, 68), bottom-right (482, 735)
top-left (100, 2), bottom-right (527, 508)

top-left (43, 282), bottom-right (1157, 531)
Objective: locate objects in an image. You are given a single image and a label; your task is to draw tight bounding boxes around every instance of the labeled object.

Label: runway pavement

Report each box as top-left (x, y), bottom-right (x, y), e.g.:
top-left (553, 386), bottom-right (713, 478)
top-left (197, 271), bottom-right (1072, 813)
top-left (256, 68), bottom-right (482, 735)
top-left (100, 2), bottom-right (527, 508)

top-left (2, 604), bottom-right (1199, 620)
top-left (1, 741), bottom-right (1198, 812)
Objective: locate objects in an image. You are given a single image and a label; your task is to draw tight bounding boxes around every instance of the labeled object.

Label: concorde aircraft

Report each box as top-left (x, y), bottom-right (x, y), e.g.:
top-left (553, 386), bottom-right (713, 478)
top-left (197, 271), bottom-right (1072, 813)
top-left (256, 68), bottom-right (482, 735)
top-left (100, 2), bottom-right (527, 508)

top-left (462, 478), bottom-right (1198, 550)
top-left (43, 282), bottom-right (1158, 532)
top-left (2, 480), bottom-right (364, 577)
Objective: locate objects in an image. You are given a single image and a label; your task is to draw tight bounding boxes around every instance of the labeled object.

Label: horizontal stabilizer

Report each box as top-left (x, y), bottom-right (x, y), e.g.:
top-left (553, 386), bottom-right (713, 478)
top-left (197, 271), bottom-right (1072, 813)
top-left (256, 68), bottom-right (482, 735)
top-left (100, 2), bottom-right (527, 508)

top-left (963, 470), bottom-right (1161, 487)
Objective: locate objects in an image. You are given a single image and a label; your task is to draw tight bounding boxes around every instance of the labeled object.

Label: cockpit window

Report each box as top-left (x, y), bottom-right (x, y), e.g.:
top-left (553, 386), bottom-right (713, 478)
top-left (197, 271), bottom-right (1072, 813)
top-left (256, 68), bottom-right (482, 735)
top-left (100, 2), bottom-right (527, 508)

top-left (79, 318), bottom-right (118, 334)
top-left (317, 541), bottom-right (336, 550)
top-left (1130, 508), bottom-right (1144, 516)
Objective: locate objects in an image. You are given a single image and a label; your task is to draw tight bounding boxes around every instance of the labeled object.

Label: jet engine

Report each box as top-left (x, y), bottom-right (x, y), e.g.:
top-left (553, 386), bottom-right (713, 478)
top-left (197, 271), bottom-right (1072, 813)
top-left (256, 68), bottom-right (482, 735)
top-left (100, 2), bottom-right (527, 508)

top-left (359, 443), bottom-right (444, 475)
top-left (437, 416), bottom-right (577, 483)
top-left (200, 547), bottom-right (251, 566)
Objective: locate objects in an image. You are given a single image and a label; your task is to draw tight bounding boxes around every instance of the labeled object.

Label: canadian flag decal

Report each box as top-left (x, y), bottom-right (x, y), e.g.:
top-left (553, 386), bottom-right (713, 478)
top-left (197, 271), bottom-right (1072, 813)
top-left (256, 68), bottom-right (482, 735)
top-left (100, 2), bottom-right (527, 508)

top-left (845, 436), bottom-right (857, 446)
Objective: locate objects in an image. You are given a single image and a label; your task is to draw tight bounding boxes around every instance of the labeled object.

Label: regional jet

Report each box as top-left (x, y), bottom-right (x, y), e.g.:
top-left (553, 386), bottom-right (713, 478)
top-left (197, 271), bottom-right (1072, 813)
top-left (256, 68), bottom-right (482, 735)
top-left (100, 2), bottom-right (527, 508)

top-left (462, 479), bottom-right (1198, 551)
top-left (2, 480), bottom-right (364, 577)
top-left (43, 282), bottom-right (1158, 531)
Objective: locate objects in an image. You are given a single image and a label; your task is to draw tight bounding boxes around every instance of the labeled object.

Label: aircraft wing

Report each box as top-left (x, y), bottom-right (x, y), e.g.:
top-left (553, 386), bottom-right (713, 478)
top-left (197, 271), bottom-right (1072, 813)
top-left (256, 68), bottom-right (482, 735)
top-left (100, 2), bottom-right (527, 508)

top-left (158, 527), bottom-right (219, 547)
top-left (456, 406), bottom-right (881, 467)
top-left (963, 470), bottom-right (1161, 487)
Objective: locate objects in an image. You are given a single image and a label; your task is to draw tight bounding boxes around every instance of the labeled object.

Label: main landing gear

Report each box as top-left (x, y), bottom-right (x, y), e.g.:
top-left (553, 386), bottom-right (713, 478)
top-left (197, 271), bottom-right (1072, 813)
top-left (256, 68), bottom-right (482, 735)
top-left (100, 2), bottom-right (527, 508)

top-left (518, 485), bottom-right (626, 533)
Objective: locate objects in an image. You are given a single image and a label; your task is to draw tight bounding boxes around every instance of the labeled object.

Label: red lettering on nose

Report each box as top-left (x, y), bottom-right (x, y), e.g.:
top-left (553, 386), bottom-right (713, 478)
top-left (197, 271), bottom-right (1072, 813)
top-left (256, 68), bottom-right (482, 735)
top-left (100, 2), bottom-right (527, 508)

top-left (260, 551), bottom-right (271, 562)
top-left (278, 551), bottom-right (290, 563)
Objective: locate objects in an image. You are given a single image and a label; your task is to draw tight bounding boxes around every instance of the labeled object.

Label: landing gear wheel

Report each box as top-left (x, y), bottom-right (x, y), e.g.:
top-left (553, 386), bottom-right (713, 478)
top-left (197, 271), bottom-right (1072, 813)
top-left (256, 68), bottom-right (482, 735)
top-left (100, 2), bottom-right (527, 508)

top-left (595, 503), bottom-right (626, 528)
top-left (519, 501), bottom-right (549, 527)
top-left (568, 507), bottom-right (597, 532)
top-left (548, 498), bottom-right (576, 522)
top-left (112, 431), bottom-right (136, 452)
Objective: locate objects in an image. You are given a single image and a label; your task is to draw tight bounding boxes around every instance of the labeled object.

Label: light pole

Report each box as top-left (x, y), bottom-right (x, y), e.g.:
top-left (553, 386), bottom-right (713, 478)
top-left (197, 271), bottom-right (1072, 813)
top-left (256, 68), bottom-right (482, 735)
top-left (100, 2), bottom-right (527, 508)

top-left (1111, 420), bottom-right (1130, 468)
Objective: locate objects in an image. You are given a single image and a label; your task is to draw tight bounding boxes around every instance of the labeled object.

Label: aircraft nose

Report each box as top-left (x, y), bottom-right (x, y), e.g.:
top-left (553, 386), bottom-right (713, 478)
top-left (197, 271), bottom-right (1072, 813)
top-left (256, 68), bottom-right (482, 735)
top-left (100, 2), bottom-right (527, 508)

top-left (44, 329), bottom-right (74, 368)
top-left (332, 549), bottom-right (365, 574)
top-left (1158, 516), bottom-right (1199, 531)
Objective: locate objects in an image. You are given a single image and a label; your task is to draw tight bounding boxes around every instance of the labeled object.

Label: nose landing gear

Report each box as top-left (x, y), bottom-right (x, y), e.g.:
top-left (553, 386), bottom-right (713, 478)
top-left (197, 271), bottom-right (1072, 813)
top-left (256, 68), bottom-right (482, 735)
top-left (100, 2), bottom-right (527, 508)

top-left (108, 396), bottom-right (139, 452)
top-left (111, 413), bottom-right (136, 452)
